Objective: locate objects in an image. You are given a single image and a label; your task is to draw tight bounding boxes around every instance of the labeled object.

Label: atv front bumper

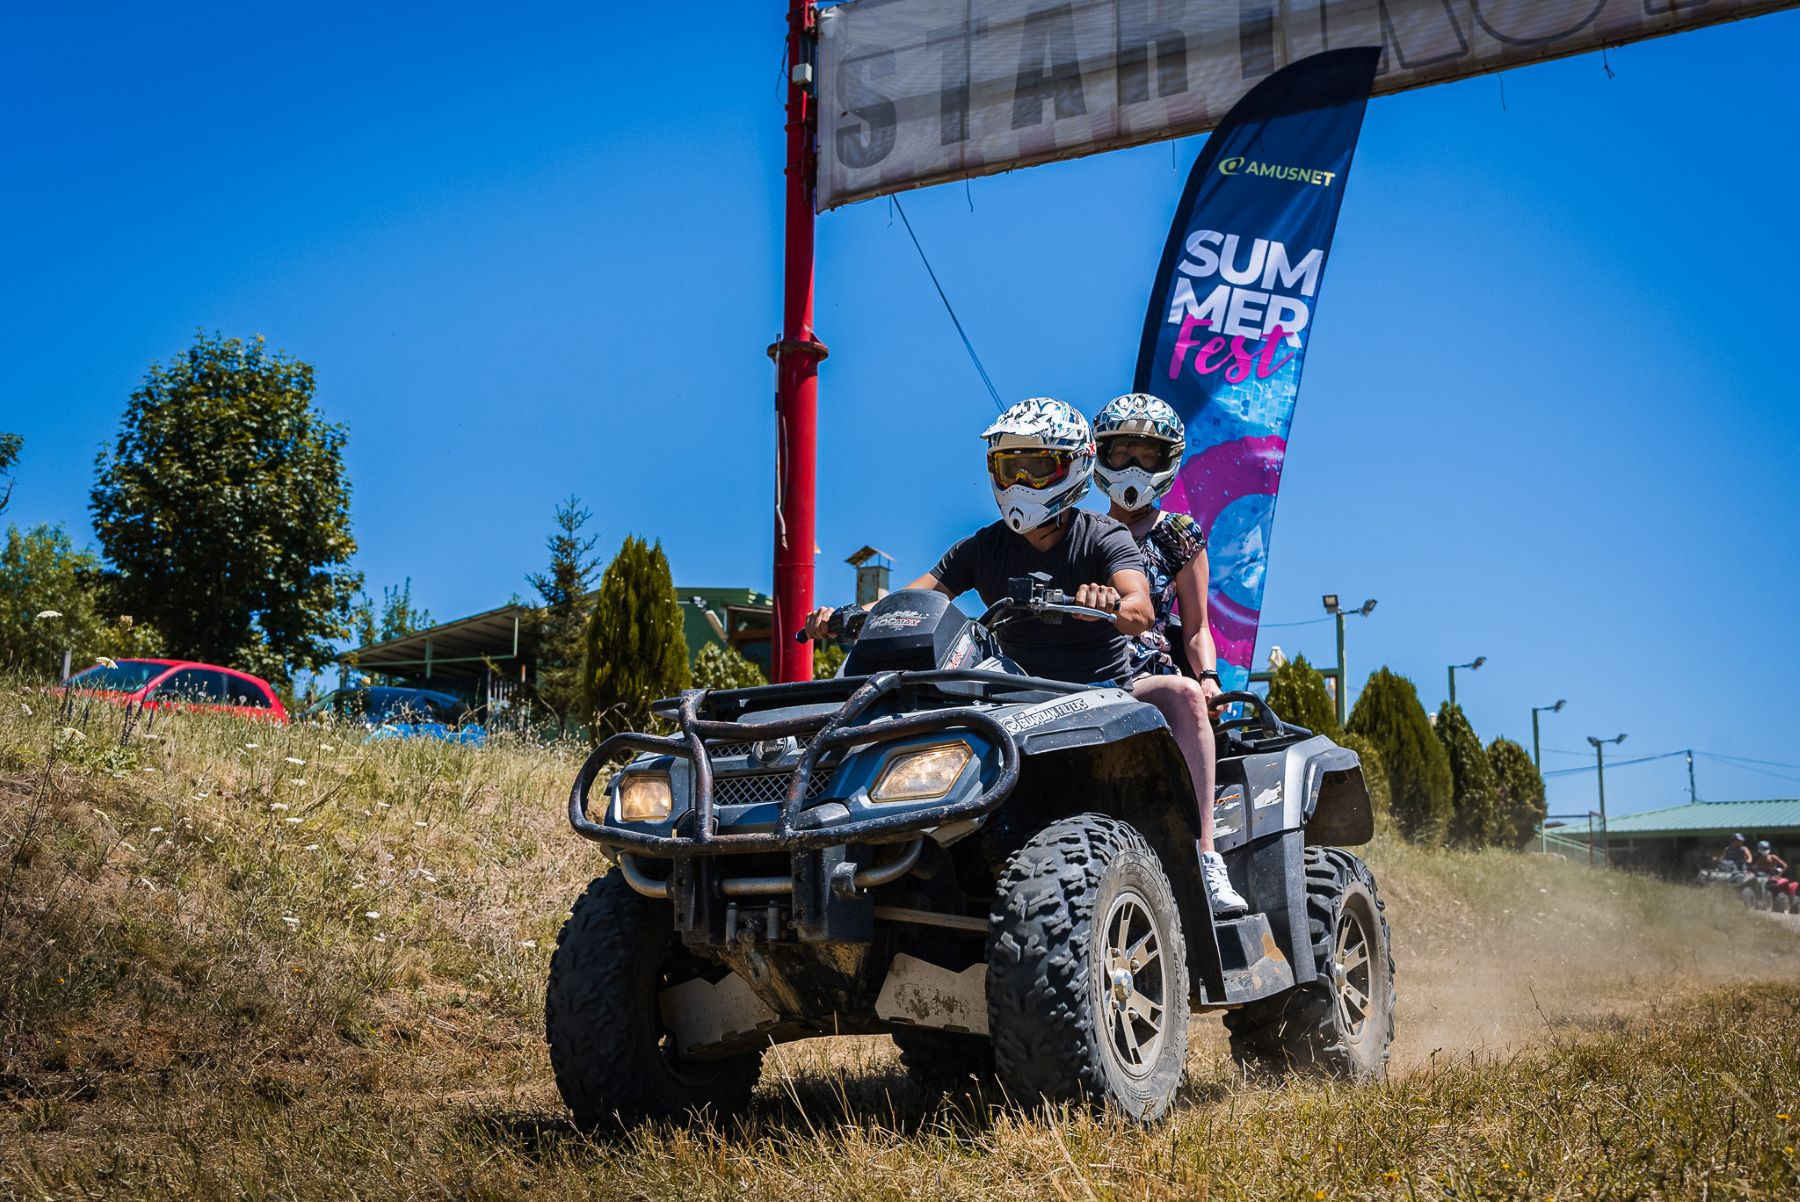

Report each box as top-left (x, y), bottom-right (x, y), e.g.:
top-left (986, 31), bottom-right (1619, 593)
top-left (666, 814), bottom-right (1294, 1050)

top-left (567, 669), bottom-right (1045, 858)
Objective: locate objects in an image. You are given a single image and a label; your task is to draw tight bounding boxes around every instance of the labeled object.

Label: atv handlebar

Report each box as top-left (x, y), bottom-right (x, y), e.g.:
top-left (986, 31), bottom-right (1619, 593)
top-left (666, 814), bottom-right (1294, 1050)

top-left (793, 605), bottom-right (868, 645)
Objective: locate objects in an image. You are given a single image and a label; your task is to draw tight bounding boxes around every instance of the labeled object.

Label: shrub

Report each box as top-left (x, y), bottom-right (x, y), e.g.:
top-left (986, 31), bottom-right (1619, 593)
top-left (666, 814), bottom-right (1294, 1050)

top-left (692, 642), bottom-right (768, 691)
top-left (1265, 653), bottom-right (1340, 737)
top-left (1347, 668), bottom-right (1452, 845)
top-left (1435, 702), bottom-right (1500, 847)
top-left (581, 536), bottom-right (690, 739)
top-left (1489, 737), bottom-right (1548, 850)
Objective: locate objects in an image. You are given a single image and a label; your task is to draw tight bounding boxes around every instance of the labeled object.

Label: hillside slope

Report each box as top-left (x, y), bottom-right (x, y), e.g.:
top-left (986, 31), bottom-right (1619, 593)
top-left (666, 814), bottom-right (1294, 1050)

top-left (3, 692), bottom-right (1796, 1199)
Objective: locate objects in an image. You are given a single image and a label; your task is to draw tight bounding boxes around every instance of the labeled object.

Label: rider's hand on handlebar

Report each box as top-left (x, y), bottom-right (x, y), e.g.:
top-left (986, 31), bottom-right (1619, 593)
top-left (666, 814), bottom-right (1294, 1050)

top-left (1072, 583), bottom-right (1121, 621)
top-left (801, 606), bottom-right (837, 642)
top-left (1199, 676), bottom-right (1224, 710)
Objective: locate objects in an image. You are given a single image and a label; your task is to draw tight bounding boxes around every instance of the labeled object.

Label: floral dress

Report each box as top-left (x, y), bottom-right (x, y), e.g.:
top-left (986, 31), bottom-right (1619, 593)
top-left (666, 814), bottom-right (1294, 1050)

top-left (1125, 510), bottom-right (1205, 678)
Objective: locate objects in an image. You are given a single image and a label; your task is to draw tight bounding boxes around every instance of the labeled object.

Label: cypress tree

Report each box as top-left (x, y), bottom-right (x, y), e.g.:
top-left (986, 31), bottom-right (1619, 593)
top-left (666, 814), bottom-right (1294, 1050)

top-left (1435, 701), bottom-right (1500, 847)
top-left (1265, 653), bottom-right (1341, 738)
top-left (1347, 668), bottom-right (1452, 845)
top-left (581, 536), bottom-right (691, 739)
top-left (1488, 737), bottom-right (1547, 850)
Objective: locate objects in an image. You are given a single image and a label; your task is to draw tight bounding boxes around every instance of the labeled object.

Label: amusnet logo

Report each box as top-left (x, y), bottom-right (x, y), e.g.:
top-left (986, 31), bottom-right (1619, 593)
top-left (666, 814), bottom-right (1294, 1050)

top-left (1218, 156), bottom-right (1338, 187)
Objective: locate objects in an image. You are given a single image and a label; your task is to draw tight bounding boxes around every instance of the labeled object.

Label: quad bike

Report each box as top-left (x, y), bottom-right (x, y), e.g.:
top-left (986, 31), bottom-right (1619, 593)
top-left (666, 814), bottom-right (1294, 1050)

top-left (546, 578), bottom-right (1396, 1127)
top-left (1697, 862), bottom-right (1770, 910)
top-left (1768, 876), bottom-right (1798, 914)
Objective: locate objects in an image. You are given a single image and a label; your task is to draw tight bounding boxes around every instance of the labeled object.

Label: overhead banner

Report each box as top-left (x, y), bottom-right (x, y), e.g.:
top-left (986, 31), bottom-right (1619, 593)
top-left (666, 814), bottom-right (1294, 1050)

top-left (816, 0), bottom-right (1793, 209)
top-left (1133, 48), bottom-right (1378, 692)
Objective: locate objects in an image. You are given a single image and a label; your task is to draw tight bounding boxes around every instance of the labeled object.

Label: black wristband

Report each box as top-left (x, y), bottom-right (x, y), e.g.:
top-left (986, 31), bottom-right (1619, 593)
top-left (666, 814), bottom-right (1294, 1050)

top-left (1197, 669), bottom-right (1221, 683)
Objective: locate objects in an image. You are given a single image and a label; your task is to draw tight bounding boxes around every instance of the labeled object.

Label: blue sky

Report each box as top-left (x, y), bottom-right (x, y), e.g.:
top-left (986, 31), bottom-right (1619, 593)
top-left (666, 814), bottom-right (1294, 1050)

top-left (4, 4), bottom-right (1798, 817)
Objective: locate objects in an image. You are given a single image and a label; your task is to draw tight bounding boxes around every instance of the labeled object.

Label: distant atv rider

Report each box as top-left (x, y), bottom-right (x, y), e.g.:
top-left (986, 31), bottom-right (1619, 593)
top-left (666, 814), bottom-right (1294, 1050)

top-left (804, 396), bottom-right (1247, 915)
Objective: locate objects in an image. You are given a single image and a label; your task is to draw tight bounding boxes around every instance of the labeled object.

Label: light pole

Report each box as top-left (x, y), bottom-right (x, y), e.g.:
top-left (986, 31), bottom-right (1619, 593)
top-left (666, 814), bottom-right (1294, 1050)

top-left (1587, 732), bottom-right (1627, 862)
top-left (1530, 698), bottom-right (1566, 770)
top-left (1446, 655), bottom-right (1486, 708)
top-left (1319, 594), bottom-right (1377, 727)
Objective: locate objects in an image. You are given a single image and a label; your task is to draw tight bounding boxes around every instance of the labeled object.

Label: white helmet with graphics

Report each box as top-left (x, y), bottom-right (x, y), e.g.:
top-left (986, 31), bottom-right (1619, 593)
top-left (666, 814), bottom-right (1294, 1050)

top-left (1092, 393), bottom-right (1185, 511)
top-left (981, 397), bottom-right (1095, 533)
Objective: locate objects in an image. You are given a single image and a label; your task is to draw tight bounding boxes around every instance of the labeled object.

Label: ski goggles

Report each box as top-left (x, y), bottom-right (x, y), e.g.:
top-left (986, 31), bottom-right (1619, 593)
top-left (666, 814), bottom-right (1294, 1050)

top-left (988, 449), bottom-right (1076, 491)
top-left (1100, 436), bottom-right (1178, 471)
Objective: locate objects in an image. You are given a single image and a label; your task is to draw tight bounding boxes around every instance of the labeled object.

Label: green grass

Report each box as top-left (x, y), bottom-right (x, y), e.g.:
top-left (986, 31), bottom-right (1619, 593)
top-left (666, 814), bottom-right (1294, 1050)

top-left (3, 681), bottom-right (1797, 1200)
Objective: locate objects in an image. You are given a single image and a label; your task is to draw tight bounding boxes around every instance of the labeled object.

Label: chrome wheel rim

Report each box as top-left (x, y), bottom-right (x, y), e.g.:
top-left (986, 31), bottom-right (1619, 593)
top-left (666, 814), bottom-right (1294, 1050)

top-left (1100, 889), bottom-right (1167, 1076)
top-left (1331, 902), bottom-right (1374, 1039)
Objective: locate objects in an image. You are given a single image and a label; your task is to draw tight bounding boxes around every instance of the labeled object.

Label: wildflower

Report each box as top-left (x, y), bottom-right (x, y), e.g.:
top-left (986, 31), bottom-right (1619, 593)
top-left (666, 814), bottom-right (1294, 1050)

top-left (244, 742), bottom-right (259, 750)
top-left (284, 817), bottom-right (303, 824)
top-left (36, 609), bottom-right (63, 619)
top-left (285, 756), bottom-right (305, 766)
top-left (319, 743), bottom-right (334, 751)
top-left (520, 939), bottom-right (537, 949)
top-left (269, 802), bottom-right (289, 811)
top-left (148, 826), bottom-right (163, 834)
top-left (289, 778), bottom-right (307, 787)
top-left (63, 727), bottom-right (86, 741)
top-left (373, 933), bottom-right (387, 943)
top-left (364, 911), bottom-right (381, 920)
top-left (19, 702), bottom-right (30, 716)
top-left (281, 915), bottom-right (299, 926)
top-left (95, 655), bottom-right (118, 669)
top-left (376, 802), bottom-right (391, 809)
top-left (1780, 1113), bottom-right (1792, 1122)
top-left (303, 843), bottom-right (320, 851)
top-left (414, 820), bottom-right (427, 828)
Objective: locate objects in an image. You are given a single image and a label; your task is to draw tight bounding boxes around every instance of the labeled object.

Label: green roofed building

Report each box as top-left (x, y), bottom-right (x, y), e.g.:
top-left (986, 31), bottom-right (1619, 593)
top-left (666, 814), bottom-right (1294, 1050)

top-left (346, 585), bottom-right (774, 708)
top-left (1554, 799), bottom-right (1800, 877)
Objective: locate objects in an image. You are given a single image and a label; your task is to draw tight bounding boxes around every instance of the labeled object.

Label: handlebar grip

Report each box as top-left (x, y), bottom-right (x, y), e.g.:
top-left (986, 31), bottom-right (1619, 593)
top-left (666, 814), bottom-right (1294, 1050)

top-left (793, 628), bottom-right (811, 644)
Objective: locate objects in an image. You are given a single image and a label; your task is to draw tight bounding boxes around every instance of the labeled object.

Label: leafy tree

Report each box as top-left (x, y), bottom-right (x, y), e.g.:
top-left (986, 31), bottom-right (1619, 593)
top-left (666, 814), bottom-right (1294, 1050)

top-left (1337, 730), bottom-right (1391, 827)
top-left (0, 432), bottom-right (21, 516)
top-left (351, 578), bottom-right (434, 648)
top-left (528, 496), bottom-right (600, 729)
top-left (581, 536), bottom-right (690, 738)
top-left (693, 642), bottom-right (768, 691)
top-left (89, 333), bottom-right (359, 685)
top-left (1488, 737), bottom-right (1548, 850)
top-left (1265, 653), bottom-right (1340, 737)
top-left (0, 524), bottom-right (162, 677)
top-left (1347, 668), bottom-right (1452, 845)
top-left (1435, 702), bottom-right (1500, 847)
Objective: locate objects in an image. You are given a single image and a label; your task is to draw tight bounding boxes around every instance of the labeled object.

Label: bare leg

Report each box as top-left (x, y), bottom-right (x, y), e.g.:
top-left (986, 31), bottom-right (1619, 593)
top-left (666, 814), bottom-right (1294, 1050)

top-left (1132, 674), bottom-right (1218, 852)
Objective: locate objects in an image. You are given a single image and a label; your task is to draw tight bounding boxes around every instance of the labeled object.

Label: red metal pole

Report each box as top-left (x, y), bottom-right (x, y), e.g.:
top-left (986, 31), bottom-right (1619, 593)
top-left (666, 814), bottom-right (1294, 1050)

top-left (770, 0), bottom-right (826, 684)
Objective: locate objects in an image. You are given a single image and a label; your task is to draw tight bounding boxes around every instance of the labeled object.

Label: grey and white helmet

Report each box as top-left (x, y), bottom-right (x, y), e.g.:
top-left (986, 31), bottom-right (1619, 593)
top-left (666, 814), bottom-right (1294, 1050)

top-left (1092, 393), bottom-right (1185, 511)
top-left (981, 397), bottom-right (1095, 533)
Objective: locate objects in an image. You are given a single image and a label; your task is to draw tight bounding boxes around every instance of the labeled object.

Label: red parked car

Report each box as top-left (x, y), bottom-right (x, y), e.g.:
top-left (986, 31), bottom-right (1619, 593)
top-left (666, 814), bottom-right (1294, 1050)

top-left (63, 658), bottom-right (288, 724)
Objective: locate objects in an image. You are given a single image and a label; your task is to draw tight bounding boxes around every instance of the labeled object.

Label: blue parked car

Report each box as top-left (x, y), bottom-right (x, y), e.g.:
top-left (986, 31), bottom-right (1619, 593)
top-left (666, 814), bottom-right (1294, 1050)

top-left (305, 686), bottom-right (487, 747)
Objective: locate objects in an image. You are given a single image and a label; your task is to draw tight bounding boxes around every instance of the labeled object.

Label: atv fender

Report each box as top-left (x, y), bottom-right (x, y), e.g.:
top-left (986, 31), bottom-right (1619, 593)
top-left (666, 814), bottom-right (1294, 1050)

top-left (1279, 737), bottom-right (1374, 847)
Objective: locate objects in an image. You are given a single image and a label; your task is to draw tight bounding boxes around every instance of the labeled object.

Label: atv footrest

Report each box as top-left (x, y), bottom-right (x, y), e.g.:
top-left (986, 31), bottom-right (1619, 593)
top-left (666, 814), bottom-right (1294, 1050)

top-left (1203, 912), bottom-right (1296, 1007)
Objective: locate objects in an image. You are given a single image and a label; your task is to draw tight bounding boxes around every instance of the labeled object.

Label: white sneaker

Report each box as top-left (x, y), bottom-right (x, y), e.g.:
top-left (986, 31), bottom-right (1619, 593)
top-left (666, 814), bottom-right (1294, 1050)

top-left (1200, 850), bottom-right (1248, 916)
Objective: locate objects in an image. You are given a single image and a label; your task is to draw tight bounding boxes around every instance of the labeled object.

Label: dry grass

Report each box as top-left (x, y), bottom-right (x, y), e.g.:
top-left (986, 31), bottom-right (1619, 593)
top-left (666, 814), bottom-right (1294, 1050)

top-left (3, 682), bottom-right (1797, 1200)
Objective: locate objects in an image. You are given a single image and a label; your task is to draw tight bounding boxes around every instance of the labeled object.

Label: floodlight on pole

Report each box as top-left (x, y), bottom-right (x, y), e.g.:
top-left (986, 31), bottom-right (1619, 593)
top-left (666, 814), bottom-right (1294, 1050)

top-left (1585, 732), bottom-right (1628, 863)
top-left (1529, 698), bottom-right (1567, 770)
top-left (1446, 656), bottom-right (1486, 708)
top-left (1318, 594), bottom-right (1377, 727)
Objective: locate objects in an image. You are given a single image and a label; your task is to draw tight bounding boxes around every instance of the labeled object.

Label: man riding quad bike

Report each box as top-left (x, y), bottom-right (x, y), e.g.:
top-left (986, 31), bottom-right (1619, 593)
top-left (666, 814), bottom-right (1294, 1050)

top-left (546, 398), bottom-right (1395, 1126)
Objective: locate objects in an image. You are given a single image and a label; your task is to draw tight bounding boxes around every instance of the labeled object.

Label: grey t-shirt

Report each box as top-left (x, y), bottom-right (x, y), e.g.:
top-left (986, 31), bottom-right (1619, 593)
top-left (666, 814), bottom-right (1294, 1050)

top-left (930, 511), bottom-right (1144, 685)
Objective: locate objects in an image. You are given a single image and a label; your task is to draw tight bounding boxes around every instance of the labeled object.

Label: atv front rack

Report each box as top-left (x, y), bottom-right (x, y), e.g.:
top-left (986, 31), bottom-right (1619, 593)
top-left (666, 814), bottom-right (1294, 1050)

top-left (567, 669), bottom-right (1070, 856)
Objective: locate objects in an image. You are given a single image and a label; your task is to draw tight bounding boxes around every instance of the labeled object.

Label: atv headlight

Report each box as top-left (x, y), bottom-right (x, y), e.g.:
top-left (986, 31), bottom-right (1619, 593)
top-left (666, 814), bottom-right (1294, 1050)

top-left (615, 772), bottom-right (673, 823)
top-left (871, 742), bottom-right (973, 802)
